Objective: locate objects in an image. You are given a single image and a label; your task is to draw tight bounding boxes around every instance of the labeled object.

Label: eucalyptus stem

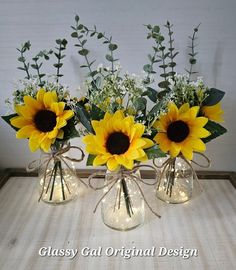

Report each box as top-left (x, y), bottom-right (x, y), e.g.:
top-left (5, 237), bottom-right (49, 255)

top-left (17, 41), bottom-right (31, 79)
top-left (33, 58), bottom-right (42, 85)
top-left (56, 43), bottom-right (62, 83)
top-left (186, 24), bottom-right (201, 82)
top-left (58, 161), bottom-right (65, 201)
top-left (21, 51), bottom-right (30, 79)
top-left (121, 178), bottom-right (134, 218)
top-left (49, 161), bottom-right (59, 201)
top-left (165, 21), bottom-right (178, 80)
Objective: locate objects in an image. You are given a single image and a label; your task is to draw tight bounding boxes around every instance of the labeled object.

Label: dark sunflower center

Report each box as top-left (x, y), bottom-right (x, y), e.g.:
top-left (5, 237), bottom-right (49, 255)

top-left (106, 132), bottom-right (130, 155)
top-left (34, 110), bottom-right (57, 132)
top-left (167, 120), bottom-right (190, 142)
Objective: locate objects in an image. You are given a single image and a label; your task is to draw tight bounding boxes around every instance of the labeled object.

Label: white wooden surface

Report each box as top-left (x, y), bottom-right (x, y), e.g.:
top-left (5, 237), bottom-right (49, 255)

top-left (0, 177), bottom-right (235, 270)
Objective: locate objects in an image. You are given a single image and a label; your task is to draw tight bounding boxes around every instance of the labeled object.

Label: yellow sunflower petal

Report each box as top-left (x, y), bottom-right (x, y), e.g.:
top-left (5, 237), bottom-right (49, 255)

top-left (179, 103), bottom-right (190, 114)
top-left (130, 123), bottom-right (145, 141)
top-left (154, 133), bottom-right (171, 153)
top-left (181, 144), bottom-right (193, 160)
top-left (36, 88), bottom-right (46, 103)
top-left (192, 138), bottom-right (206, 152)
top-left (202, 103), bottom-right (224, 122)
top-left (93, 155), bottom-right (109, 166)
top-left (191, 127), bottom-right (211, 138)
top-left (24, 96), bottom-right (42, 110)
top-left (16, 125), bottom-right (36, 139)
top-left (168, 102), bottom-right (178, 121)
top-left (57, 129), bottom-right (64, 139)
top-left (41, 138), bottom-right (53, 152)
top-left (142, 138), bottom-right (154, 149)
top-left (16, 105), bottom-right (35, 120)
top-left (169, 143), bottom-right (181, 157)
top-left (10, 116), bottom-right (31, 128)
top-left (192, 117), bottom-right (208, 128)
top-left (107, 157), bottom-right (119, 171)
top-left (48, 128), bottom-right (58, 139)
top-left (43, 91), bottom-right (58, 108)
top-left (60, 110), bottom-right (74, 121)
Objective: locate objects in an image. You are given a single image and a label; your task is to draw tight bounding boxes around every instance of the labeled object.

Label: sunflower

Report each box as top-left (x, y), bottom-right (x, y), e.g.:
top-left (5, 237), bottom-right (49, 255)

top-left (153, 102), bottom-right (211, 160)
top-left (201, 102), bottom-right (224, 122)
top-left (83, 110), bottom-right (154, 171)
top-left (10, 88), bottom-right (74, 152)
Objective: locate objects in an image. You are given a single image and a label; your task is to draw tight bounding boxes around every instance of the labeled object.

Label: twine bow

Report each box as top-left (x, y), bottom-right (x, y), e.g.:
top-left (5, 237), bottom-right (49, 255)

top-left (27, 145), bottom-right (87, 201)
top-left (153, 152), bottom-right (211, 196)
top-left (88, 164), bottom-right (161, 218)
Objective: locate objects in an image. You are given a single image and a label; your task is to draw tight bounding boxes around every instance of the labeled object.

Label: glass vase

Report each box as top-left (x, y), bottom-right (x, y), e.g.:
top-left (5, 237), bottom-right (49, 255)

top-left (101, 168), bottom-right (145, 231)
top-left (156, 156), bottom-right (193, 204)
top-left (38, 142), bottom-right (79, 204)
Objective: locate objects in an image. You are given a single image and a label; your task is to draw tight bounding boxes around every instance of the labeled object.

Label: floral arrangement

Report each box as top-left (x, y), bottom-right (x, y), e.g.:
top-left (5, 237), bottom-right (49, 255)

top-left (2, 39), bottom-right (84, 203)
top-left (2, 39), bottom-right (80, 151)
top-left (70, 16), bottom-right (166, 170)
top-left (70, 17), bottom-right (227, 207)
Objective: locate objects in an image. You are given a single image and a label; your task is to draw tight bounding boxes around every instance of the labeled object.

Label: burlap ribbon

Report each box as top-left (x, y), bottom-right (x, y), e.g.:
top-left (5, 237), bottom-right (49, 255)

top-left (27, 145), bottom-right (87, 201)
top-left (153, 152), bottom-right (211, 196)
top-left (88, 164), bottom-right (161, 218)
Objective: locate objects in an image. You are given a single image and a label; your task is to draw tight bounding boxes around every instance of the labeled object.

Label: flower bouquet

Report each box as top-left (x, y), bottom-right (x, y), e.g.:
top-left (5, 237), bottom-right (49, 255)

top-left (71, 15), bottom-right (164, 230)
top-left (2, 40), bottom-right (85, 204)
top-left (141, 23), bottom-right (227, 203)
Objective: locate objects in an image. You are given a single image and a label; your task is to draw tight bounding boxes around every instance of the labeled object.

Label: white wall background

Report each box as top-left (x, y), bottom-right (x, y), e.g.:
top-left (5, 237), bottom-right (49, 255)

top-left (0, 0), bottom-right (235, 170)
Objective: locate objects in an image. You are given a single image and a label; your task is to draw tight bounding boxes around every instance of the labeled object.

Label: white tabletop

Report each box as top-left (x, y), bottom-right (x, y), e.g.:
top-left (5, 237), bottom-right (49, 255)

top-left (0, 177), bottom-right (235, 270)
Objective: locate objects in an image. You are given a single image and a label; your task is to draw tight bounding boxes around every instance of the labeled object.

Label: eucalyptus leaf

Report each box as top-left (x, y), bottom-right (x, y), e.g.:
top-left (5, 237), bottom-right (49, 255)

top-left (202, 120), bottom-right (227, 143)
top-left (2, 114), bottom-right (18, 131)
top-left (75, 104), bottom-right (93, 133)
top-left (134, 97), bottom-right (147, 111)
top-left (86, 154), bottom-right (96, 166)
top-left (202, 88), bottom-right (225, 106)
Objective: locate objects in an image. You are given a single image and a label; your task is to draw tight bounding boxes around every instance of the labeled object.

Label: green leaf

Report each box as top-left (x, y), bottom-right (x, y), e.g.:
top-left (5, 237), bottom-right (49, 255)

top-left (145, 144), bottom-right (166, 159)
top-left (97, 33), bottom-right (103, 39)
top-left (17, 67), bottom-right (26, 71)
top-left (202, 120), bottom-right (227, 143)
top-left (133, 97), bottom-right (147, 111)
top-left (158, 81), bottom-right (170, 89)
top-left (157, 90), bottom-right (169, 99)
top-left (142, 87), bottom-right (158, 102)
top-left (143, 64), bottom-right (153, 73)
top-left (169, 62), bottom-right (176, 68)
top-left (75, 15), bottom-right (80, 22)
top-left (31, 64), bottom-right (38, 69)
top-left (189, 58), bottom-right (196, 64)
top-left (53, 63), bottom-right (63, 68)
top-left (79, 49), bottom-right (89, 56)
top-left (75, 104), bottom-right (93, 133)
top-left (91, 105), bottom-right (105, 120)
top-left (108, 43), bottom-right (118, 51)
top-left (153, 25), bottom-right (160, 33)
top-left (61, 118), bottom-right (80, 140)
top-left (202, 88), bottom-right (225, 106)
top-left (71, 32), bottom-right (78, 38)
top-left (2, 114), bottom-right (18, 131)
top-left (148, 101), bottom-right (163, 117)
top-left (18, 56), bottom-right (25, 62)
top-left (86, 154), bottom-right (96, 166)
top-left (105, 54), bottom-right (113, 62)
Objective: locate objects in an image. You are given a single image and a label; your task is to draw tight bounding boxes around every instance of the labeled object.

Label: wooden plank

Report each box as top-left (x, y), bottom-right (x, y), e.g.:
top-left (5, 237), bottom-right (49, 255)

top-left (0, 177), bottom-right (235, 270)
top-left (1, 168), bottom-right (235, 189)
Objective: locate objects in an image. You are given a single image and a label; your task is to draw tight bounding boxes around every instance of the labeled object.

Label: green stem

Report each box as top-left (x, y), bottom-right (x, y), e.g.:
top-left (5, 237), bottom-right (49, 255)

top-left (58, 161), bottom-right (65, 201)
top-left (21, 51), bottom-right (30, 79)
top-left (121, 178), bottom-right (133, 217)
top-left (56, 44), bottom-right (62, 83)
top-left (49, 161), bottom-right (59, 201)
